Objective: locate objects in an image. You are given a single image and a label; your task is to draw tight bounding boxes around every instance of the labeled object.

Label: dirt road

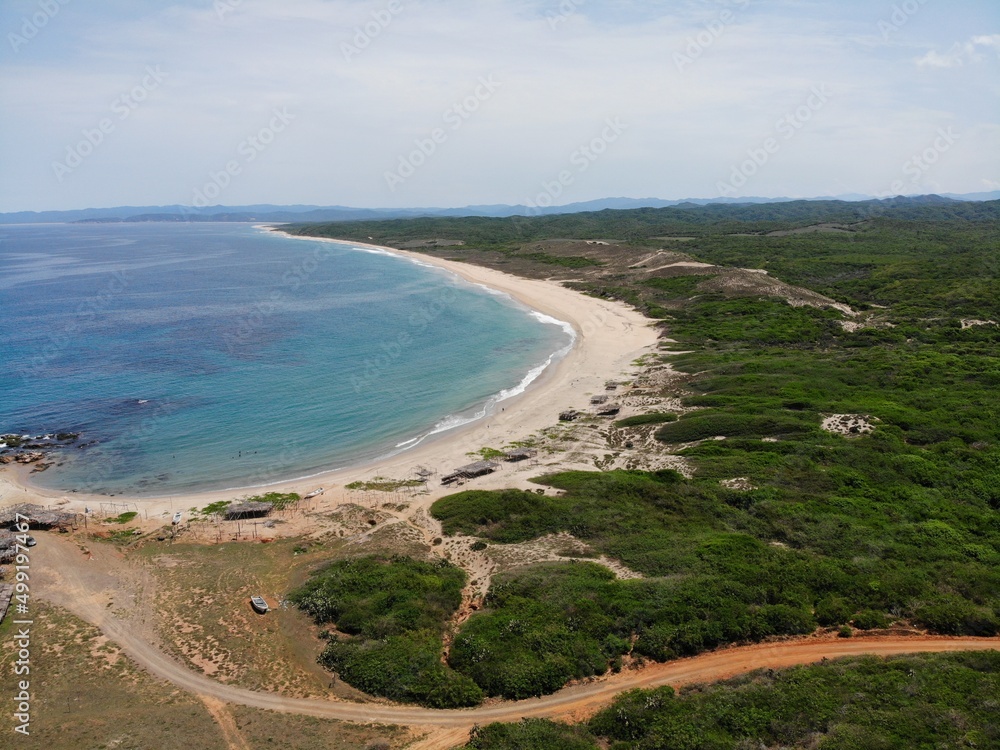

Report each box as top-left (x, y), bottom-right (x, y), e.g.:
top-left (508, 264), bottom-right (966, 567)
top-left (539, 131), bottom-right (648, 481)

top-left (30, 534), bottom-right (1000, 738)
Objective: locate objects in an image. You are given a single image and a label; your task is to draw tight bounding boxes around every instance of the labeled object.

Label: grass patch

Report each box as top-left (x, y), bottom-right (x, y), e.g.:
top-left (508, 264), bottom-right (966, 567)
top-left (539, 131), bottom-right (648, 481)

top-left (344, 478), bottom-right (424, 492)
top-left (107, 511), bottom-right (138, 524)
top-left (614, 412), bottom-right (678, 427)
top-left (655, 412), bottom-right (815, 442)
top-left (242, 491), bottom-right (300, 509)
top-left (195, 499), bottom-right (232, 516)
top-left (516, 252), bottom-right (602, 268)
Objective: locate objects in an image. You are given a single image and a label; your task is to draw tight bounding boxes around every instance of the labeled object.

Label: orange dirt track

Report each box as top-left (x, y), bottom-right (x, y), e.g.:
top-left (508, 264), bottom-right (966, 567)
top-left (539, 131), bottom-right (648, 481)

top-left (31, 534), bottom-right (1000, 745)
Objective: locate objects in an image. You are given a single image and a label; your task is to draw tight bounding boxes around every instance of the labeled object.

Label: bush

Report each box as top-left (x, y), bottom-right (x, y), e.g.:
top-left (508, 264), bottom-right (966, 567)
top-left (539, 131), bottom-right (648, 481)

top-left (291, 556), bottom-right (479, 707)
top-left (851, 609), bottom-right (888, 630)
top-left (614, 412), bottom-right (678, 427)
top-left (465, 719), bottom-right (598, 750)
top-left (655, 413), bottom-right (814, 443)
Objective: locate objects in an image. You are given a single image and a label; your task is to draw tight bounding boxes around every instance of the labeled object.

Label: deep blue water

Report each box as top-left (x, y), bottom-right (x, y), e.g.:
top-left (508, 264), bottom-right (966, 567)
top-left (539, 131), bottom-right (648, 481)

top-left (0, 223), bottom-right (571, 495)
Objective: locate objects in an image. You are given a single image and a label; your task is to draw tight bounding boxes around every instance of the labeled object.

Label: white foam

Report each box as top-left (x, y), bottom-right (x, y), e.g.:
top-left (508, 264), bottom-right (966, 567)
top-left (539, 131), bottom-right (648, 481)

top-left (239, 227), bottom-right (578, 479)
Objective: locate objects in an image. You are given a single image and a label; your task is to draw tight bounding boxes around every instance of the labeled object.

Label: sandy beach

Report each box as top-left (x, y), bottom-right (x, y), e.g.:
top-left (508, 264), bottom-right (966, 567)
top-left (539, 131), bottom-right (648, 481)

top-left (0, 231), bottom-right (659, 525)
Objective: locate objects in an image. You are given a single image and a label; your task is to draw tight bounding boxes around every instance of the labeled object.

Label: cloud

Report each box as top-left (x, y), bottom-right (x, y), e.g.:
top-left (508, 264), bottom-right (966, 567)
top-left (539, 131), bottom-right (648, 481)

top-left (916, 34), bottom-right (1000, 67)
top-left (916, 49), bottom-right (964, 68)
top-left (1, 0), bottom-right (998, 210)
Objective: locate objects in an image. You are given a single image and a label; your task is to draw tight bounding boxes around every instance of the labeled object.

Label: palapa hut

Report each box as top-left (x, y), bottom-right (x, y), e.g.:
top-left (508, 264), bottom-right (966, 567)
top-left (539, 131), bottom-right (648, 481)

top-left (0, 503), bottom-right (76, 530)
top-left (0, 583), bottom-right (14, 624)
top-left (503, 448), bottom-right (537, 462)
top-left (590, 395), bottom-right (609, 405)
top-left (0, 530), bottom-right (16, 564)
top-left (441, 460), bottom-right (499, 485)
top-left (596, 403), bottom-right (622, 416)
top-left (224, 502), bottom-right (274, 520)
top-left (559, 410), bottom-right (581, 422)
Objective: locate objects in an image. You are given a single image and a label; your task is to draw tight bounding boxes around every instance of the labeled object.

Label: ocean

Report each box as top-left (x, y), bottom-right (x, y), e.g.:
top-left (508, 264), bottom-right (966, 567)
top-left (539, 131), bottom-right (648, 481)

top-left (0, 223), bottom-right (572, 496)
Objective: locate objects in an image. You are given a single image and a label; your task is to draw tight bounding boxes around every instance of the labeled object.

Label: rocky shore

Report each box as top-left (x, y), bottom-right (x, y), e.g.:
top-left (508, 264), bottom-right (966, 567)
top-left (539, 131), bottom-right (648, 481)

top-left (0, 432), bottom-right (80, 472)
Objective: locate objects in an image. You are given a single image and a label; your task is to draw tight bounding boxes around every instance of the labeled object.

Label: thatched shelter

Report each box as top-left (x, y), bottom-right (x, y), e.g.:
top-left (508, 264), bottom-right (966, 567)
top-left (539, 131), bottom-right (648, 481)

top-left (596, 404), bottom-right (622, 416)
top-left (503, 448), bottom-right (537, 462)
top-left (224, 502), bottom-right (273, 520)
top-left (0, 583), bottom-right (14, 624)
top-left (590, 395), bottom-right (609, 405)
top-left (441, 461), bottom-right (499, 485)
top-left (559, 410), bottom-right (581, 421)
top-left (0, 530), bottom-right (16, 564)
top-left (0, 503), bottom-right (76, 530)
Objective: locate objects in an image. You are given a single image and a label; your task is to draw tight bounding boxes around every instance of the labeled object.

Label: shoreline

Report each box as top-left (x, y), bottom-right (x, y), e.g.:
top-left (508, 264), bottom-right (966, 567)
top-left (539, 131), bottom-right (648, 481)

top-left (1, 229), bottom-right (659, 519)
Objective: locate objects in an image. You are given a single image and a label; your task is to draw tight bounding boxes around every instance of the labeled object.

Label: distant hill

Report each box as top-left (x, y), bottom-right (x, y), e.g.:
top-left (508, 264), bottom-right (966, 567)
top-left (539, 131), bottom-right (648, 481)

top-left (2, 191), bottom-right (997, 224)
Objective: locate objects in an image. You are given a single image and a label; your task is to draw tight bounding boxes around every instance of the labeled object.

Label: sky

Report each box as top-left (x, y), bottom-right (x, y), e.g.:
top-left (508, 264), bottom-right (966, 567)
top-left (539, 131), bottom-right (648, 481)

top-left (1, 0), bottom-right (998, 212)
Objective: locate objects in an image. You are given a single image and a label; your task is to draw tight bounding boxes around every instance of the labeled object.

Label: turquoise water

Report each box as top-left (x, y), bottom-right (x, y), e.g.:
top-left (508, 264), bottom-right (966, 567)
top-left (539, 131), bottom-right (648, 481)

top-left (0, 223), bottom-right (572, 495)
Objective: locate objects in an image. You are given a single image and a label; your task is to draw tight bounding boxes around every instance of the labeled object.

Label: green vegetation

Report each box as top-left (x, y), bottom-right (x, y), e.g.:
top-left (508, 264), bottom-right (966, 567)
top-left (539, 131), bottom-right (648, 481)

top-left (517, 252), bottom-right (603, 268)
top-left (288, 198), bottom-right (999, 249)
top-left (344, 477), bottom-right (423, 492)
top-left (614, 412), bottom-right (678, 427)
top-left (466, 447), bottom-right (506, 460)
top-left (102, 527), bottom-right (141, 544)
top-left (295, 202), bottom-right (999, 707)
top-left (655, 411), bottom-right (815, 442)
top-left (290, 556), bottom-right (482, 707)
top-left (644, 274), bottom-right (715, 297)
top-left (450, 563), bottom-right (632, 698)
top-left (196, 499), bottom-right (232, 516)
top-left (421, 208), bottom-right (1000, 699)
top-left (465, 719), bottom-right (597, 750)
top-left (243, 491), bottom-right (300, 509)
top-left (462, 651), bottom-right (1000, 749)
top-left (107, 511), bottom-right (138, 524)
top-left (193, 492), bottom-right (299, 516)
top-left (434, 452), bottom-right (998, 695)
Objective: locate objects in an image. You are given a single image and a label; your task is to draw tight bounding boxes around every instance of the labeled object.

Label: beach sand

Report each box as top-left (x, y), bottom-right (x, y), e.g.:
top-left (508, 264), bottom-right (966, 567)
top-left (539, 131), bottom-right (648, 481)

top-left (0, 233), bottom-right (659, 525)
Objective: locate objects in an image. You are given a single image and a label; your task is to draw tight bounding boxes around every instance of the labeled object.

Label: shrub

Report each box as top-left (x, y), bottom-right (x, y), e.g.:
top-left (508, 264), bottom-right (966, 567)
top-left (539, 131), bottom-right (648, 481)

top-left (614, 412), bottom-right (678, 428)
top-left (291, 556), bottom-right (479, 707)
